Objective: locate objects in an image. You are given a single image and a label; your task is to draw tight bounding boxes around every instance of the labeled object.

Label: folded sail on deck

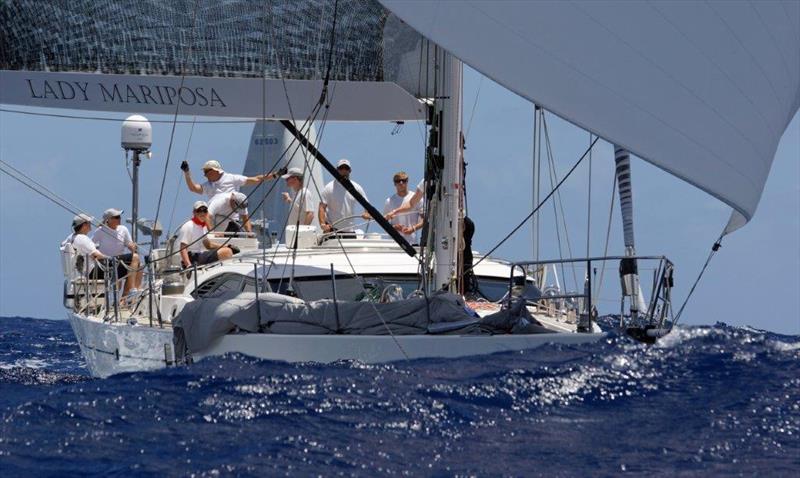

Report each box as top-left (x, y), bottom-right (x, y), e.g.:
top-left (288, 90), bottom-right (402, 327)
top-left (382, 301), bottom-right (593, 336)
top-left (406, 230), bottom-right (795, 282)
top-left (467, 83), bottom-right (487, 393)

top-left (381, 0), bottom-right (800, 231)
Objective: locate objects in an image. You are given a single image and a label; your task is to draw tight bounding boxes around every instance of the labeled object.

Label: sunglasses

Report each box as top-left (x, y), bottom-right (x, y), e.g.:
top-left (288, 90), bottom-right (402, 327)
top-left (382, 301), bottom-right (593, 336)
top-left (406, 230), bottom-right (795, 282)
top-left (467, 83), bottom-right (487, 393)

top-left (195, 207), bottom-right (208, 213)
top-left (394, 178), bottom-right (408, 184)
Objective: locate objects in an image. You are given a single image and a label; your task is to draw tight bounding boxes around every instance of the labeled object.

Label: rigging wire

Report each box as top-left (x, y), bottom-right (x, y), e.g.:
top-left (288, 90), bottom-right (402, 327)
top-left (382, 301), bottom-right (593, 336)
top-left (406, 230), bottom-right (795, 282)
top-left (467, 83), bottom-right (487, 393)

top-left (542, 112), bottom-right (579, 290)
top-left (672, 234), bottom-right (724, 325)
top-left (151, 0), bottom-right (202, 246)
top-left (469, 136), bottom-right (599, 271)
top-left (593, 173), bottom-right (617, 302)
top-left (167, 116), bottom-right (198, 236)
top-left (0, 159), bottom-right (86, 218)
top-left (464, 75), bottom-right (483, 139)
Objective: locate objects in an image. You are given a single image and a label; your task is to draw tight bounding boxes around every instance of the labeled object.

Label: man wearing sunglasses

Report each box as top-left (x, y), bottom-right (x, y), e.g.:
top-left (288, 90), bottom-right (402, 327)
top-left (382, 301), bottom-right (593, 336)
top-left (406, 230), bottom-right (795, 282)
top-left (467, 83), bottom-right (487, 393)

top-left (383, 172), bottom-right (423, 244)
top-left (318, 159), bottom-right (370, 234)
top-left (177, 201), bottom-right (238, 269)
top-left (92, 208), bottom-right (142, 297)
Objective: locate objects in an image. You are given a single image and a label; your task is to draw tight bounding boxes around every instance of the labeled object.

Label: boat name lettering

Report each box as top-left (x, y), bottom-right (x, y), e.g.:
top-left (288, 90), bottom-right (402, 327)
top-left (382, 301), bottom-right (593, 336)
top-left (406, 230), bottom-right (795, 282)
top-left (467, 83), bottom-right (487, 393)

top-left (24, 79), bottom-right (226, 108)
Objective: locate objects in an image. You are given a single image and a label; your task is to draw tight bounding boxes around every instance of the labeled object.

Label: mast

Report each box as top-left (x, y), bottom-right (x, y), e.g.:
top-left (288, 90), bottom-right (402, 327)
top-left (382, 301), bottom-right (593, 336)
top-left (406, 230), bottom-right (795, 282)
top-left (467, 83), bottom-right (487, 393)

top-left (431, 49), bottom-right (464, 292)
top-left (614, 146), bottom-right (647, 319)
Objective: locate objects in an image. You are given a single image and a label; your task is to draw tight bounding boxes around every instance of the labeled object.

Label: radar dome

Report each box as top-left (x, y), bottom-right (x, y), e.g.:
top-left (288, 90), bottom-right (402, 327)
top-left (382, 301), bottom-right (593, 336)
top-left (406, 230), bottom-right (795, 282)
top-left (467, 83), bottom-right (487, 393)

top-left (121, 115), bottom-right (152, 151)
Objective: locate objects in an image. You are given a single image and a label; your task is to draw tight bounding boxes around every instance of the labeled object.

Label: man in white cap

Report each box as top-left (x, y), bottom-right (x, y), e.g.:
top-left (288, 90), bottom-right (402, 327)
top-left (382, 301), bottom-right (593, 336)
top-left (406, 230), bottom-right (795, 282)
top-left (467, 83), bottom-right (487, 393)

top-left (318, 159), bottom-right (370, 234)
top-left (92, 208), bottom-right (142, 296)
top-left (61, 213), bottom-right (108, 275)
top-left (180, 159), bottom-right (282, 203)
top-left (281, 167), bottom-right (316, 226)
top-left (207, 191), bottom-right (252, 234)
top-left (177, 201), bottom-right (238, 268)
top-left (383, 172), bottom-right (423, 244)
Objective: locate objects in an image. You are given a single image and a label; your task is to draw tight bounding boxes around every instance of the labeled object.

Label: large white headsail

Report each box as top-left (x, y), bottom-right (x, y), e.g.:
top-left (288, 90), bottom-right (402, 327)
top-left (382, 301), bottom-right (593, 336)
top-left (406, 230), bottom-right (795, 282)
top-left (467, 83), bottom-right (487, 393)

top-left (381, 0), bottom-right (800, 233)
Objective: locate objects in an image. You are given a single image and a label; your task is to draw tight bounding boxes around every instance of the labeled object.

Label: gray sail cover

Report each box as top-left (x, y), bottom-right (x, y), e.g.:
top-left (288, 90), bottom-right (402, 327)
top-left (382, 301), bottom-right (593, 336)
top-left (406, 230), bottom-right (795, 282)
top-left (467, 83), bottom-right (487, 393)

top-left (172, 291), bottom-right (548, 359)
top-left (381, 0), bottom-right (800, 232)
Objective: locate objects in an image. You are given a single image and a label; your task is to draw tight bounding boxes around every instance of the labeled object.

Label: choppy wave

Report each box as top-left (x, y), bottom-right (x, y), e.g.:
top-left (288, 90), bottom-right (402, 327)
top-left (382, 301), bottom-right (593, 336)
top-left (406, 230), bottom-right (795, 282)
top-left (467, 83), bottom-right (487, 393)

top-left (0, 316), bottom-right (797, 476)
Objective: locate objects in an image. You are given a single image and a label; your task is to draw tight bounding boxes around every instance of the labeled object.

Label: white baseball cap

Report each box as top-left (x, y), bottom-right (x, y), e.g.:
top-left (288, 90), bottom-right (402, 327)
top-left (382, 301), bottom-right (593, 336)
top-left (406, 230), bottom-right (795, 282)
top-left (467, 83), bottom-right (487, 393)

top-left (230, 192), bottom-right (248, 209)
top-left (281, 167), bottom-right (303, 179)
top-left (102, 208), bottom-right (124, 221)
top-left (202, 160), bottom-right (223, 172)
top-left (72, 213), bottom-right (93, 227)
top-left (336, 158), bottom-right (351, 169)
top-left (193, 200), bottom-right (209, 211)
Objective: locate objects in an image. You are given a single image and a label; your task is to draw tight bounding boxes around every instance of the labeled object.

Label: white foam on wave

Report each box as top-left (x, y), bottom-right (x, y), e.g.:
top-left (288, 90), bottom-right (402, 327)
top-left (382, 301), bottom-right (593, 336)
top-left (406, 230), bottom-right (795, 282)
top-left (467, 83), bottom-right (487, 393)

top-left (768, 340), bottom-right (800, 352)
top-left (0, 358), bottom-right (51, 370)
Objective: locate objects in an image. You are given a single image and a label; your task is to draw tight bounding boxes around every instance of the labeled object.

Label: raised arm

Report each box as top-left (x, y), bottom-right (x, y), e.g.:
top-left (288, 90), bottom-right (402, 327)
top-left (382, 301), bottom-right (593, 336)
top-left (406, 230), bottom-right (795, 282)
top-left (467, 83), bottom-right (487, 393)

top-left (181, 161), bottom-right (203, 194)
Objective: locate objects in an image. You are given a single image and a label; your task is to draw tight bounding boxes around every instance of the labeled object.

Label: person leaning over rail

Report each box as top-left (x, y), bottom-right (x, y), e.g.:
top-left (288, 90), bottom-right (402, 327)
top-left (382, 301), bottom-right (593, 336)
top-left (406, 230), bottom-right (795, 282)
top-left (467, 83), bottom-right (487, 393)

top-left (318, 159), bottom-right (370, 234)
top-left (383, 171), bottom-right (423, 245)
top-left (61, 214), bottom-right (108, 276)
top-left (177, 201), bottom-right (239, 269)
top-left (281, 167), bottom-right (316, 226)
top-left (180, 159), bottom-right (283, 202)
top-left (207, 191), bottom-right (252, 234)
top-left (91, 208), bottom-right (143, 297)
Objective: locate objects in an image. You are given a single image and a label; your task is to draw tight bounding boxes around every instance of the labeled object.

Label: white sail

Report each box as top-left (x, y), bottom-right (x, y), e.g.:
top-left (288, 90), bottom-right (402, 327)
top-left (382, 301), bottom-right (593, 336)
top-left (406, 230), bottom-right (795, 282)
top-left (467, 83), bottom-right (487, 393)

top-left (380, 0), bottom-right (800, 233)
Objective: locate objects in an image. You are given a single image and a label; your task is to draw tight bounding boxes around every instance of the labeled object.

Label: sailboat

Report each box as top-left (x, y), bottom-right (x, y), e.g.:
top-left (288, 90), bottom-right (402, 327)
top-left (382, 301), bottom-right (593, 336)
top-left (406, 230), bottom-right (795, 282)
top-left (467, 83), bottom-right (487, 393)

top-left (0, 1), bottom-right (797, 378)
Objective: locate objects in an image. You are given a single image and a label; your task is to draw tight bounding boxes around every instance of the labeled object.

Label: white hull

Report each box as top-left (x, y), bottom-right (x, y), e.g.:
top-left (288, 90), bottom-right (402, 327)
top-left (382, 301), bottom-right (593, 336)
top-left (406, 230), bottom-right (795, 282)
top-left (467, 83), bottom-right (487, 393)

top-left (68, 312), bottom-right (604, 378)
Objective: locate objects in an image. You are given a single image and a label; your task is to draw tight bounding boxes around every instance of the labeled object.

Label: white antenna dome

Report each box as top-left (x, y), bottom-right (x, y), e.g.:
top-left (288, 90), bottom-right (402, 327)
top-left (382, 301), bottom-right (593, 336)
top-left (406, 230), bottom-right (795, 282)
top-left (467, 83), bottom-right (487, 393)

top-left (121, 114), bottom-right (152, 151)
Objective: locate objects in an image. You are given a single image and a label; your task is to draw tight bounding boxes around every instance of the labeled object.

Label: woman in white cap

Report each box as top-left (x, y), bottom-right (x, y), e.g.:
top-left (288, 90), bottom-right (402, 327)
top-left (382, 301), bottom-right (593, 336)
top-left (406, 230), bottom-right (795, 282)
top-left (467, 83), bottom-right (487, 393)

top-left (61, 214), bottom-right (108, 276)
top-left (318, 158), bottom-right (370, 234)
top-left (177, 201), bottom-right (238, 269)
top-left (92, 208), bottom-right (142, 296)
top-left (180, 159), bottom-right (282, 202)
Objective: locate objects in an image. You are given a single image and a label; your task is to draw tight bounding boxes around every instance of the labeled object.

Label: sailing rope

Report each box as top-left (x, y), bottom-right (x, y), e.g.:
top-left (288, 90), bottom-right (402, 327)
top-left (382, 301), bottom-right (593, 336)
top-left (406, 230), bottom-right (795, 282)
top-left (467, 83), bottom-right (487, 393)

top-left (542, 112), bottom-right (579, 289)
top-left (593, 174), bottom-right (617, 302)
top-left (470, 135), bottom-right (599, 271)
top-left (152, 0), bottom-right (201, 243)
top-left (0, 159), bottom-right (87, 218)
top-left (167, 117), bottom-right (198, 236)
top-left (672, 234), bottom-right (725, 325)
top-left (262, 0), bottom-right (410, 360)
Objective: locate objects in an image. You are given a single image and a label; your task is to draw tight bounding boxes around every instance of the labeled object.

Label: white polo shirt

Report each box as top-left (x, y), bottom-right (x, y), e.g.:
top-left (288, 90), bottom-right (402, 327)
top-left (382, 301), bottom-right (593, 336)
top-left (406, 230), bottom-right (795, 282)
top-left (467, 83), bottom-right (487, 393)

top-left (92, 224), bottom-right (132, 257)
top-left (321, 180), bottom-right (368, 231)
top-left (177, 220), bottom-right (208, 253)
top-left (201, 172), bottom-right (248, 200)
top-left (384, 193), bottom-right (423, 243)
top-left (287, 187), bottom-right (317, 226)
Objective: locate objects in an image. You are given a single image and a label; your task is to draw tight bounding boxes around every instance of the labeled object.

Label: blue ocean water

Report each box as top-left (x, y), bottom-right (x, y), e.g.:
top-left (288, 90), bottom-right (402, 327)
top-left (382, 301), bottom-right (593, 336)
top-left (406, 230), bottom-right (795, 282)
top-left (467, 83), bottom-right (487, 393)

top-left (0, 317), bottom-right (797, 476)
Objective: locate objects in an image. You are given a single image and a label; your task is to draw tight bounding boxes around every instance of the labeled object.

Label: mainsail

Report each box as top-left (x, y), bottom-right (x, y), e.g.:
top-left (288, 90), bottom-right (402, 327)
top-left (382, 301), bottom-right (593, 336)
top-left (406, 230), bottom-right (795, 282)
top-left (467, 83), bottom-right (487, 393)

top-left (0, 0), bottom-right (431, 121)
top-left (380, 0), bottom-right (800, 232)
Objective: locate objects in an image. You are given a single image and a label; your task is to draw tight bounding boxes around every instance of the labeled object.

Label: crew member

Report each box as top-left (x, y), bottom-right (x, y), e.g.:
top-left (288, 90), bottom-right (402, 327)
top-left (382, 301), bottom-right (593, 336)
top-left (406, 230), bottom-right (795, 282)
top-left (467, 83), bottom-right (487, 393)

top-left (383, 171), bottom-right (423, 244)
top-left (181, 159), bottom-right (281, 202)
top-left (281, 167), bottom-right (316, 226)
top-left (385, 178), bottom-right (425, 222)
top-left (61, 213), bottom-right (108, 275)
top-left (207, 191), bottom-right (252, 233)
top-left (92, 208), bottom-right (143, 296)
top-left (318, 159), bottom-right (370, 234)
top-left (178, 201), bottom-right (239, 268)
